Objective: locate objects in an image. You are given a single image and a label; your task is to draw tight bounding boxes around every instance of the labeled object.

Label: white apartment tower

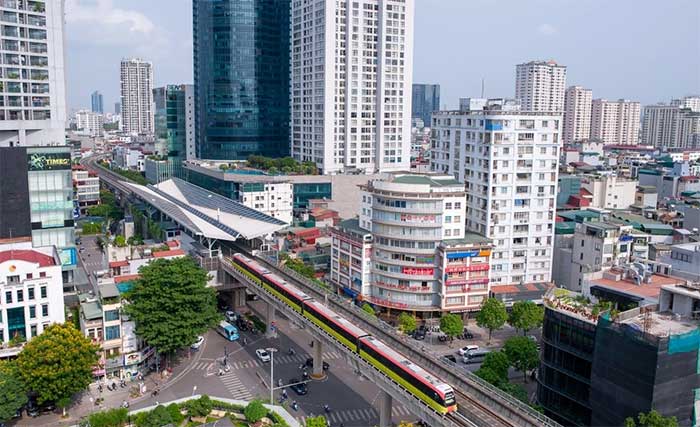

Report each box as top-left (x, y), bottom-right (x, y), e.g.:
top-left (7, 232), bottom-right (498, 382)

top-left (75, 110), bottom-right (104, 137)
top-left (0, 0), bottom-right (66, 147)
top-left (590, 99), bottom-right (641, 146)
top-left (515, 60), bottom-right (567, 112)
top-left (290, 0), bottom-right (415, 175)
top-left (431, 100), bottom-right (561, 286)
top-left (642, 104), bottom-right (700, 149)
top-left (563, 86), bottom-right (592, 144)
top-left (672, 96), bottom-right (700, 113)
top-left (120, 58), bottom-right (154, 135)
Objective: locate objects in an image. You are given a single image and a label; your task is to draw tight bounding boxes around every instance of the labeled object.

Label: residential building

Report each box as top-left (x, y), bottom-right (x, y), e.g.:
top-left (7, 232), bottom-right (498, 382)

top-left (515, 60), bottom-right (567, 112)
top-left (563, 86), bottom-right (592, 144)
top-left (431, 100), bottom-right (561, 286)
top-left (193, 0), bottom-right (289, 160)
top-left (356, 172), bottom-right (492, 313)
top-left (672, 95), bottom-right (700, 112)
top-left (412, 84), bottom-right (440, 126)
top-left (330, 218), bottom-right (373, 299)
top-left (114, 102), bottom-right (120, 115)
top-left (290, 0), bottom-right (415, 174)
top-left (75, 109), bottom-right (104, 137)
top-left (72, 167), bottom-right (100, 215)
top-left (642, 104), bottom-right (700, 149)
top-left (112, 145), bottom-right (145, 172)
top-left (659, 241), bottom-right (700, 282)
top-left (590, 99), bottom-right (641, 146)
top-left (0, 0), bottom-right (66, 147)
top-left (0, 243), bottom-right (65, 358)
top-left (459, 97), bottom-right (488, 112)
top-left (580, 174), bottom-right (638, 209)
top-left (634, 185), bottom-right (658, 209)
top-left (91, 90), bottom-right (104, 114)
top-left (120, 58), bottom-right (154, 135)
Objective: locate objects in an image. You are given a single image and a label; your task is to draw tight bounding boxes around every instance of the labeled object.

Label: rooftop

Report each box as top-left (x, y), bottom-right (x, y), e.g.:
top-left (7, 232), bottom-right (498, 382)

top-left (99, 283), bottom-right (120, 300)
top-left (442, 232), bottom-right (492, 246)
top-left (621, 309), bottom-right (697, 337)
top-left (589, 269), bottom-right (681, 301)
top-left (390, 174), bottom-right (462, 188)
top-left (336, 218), bottom-right (368, 236)
top-left (0, 250), bottom-right (56, 267)
top-left (544, 288), bottom-right (607, 323)
top-left (81, 300), bottom-right (102, 321)
top-left (557, 209), bottom-right (602, 223)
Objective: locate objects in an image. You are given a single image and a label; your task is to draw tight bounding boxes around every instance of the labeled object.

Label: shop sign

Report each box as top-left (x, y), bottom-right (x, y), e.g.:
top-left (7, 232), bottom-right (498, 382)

top-left (402, 267), bottom-right (434, 276)
top-left (124, 351), bottom-right (142, 366)
top-left (447, 250), bottom-right (480, 259)
top-left (27, 152), bottom-right (71, 171)
top-left (445, 265), bottom-right (469, 273)
top-left (59, 247), bottom-right (77, 267)
top-left (466, 264), bottom-right (490, 272)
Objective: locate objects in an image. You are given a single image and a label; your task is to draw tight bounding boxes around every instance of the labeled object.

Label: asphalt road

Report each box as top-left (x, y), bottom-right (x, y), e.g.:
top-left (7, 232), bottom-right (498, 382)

top-left (76, 234), bottom-right (107, 290)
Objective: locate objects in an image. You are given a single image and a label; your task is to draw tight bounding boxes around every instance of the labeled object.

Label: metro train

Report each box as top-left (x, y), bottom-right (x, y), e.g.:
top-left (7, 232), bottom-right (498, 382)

top-left (231, 253), bottom-right (457, 414)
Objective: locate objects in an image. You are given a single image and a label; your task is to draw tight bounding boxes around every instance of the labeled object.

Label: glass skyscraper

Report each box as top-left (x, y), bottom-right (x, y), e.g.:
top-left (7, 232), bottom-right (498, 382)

top-left (411, 84), bottom-right (441, 126)
top-left (193, 0), bottom-right (290, 160)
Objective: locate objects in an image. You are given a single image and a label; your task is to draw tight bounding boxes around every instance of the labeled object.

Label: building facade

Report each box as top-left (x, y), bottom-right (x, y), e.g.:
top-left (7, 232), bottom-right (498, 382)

top-left (151, 84), bottom-right (195, 180)
top-left (563, 86), bottom-right (592, 144)
top-left (672, 95), bottom-right (700, 113)
top-left (590, 99), bottom-right (641, 146)
top-left (193, 0), bottom-right (290, 160)
top-left (72, 167), bottom-right (100, 215)
top-left (641, 104), bottom-right (700, 149)
top-left (75, 110), bottom-right (104, 137)
top-left (431, 101), bottom-right (561, 286)
top-left (290, 0), bottom-right (415, 174)
top-left (120, 58), bottom-right (154, 135)
top-left (330, 218), bottom-right (372, 299)
top-left (515, 60), bottom-right (567, 112)
top-left (411, 83), bottom-right (440, 126)
top-left (91, 90), bottom-right (104, 114)
top-left (580, 174), bottom-right (638, 209)
top-left (0, 0), bottom-right (66, 147)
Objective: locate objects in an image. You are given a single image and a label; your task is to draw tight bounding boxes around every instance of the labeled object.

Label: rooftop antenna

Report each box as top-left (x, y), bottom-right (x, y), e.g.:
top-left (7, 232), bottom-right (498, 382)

top-left (481, 78), bottom-right (485, 98)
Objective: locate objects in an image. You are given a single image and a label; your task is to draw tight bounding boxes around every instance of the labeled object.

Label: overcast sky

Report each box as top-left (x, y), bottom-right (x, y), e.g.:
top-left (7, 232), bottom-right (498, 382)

top-left (65, 0), bottom-right (700, 113)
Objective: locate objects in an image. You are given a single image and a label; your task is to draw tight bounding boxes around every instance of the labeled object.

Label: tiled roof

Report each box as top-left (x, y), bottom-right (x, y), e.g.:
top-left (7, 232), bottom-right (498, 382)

top-left (0, 250), bottom-right (55, 267)
top-left (114, 274), bottom-right (140, 283)
top-left (152, 249), bottom-right (186, 258)
top-left (109, 260), bottom-right (129, 268)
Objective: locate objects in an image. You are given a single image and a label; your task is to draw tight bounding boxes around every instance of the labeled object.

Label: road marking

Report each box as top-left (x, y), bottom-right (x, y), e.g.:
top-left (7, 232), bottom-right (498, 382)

top-left (219, 372), bottom-right (253, 400)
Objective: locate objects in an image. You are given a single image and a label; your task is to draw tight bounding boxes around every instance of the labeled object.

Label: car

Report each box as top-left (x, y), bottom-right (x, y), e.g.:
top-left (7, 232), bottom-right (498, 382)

top-left (304, 357), bottom-right (329, 371)
top-left (256, 348), bottom-right (271, 363)
top-left (457, 345), bottom-right (479, 356)
top-left (288, 378), bottom-right (308, 395)
top-left (225, 311), bottom-right (237, 323)
top-left (442, 354), bottom-right (457, 364)
top-left (412, 328), bottom-right (426, 340)
top-left (191, 336), bottom-right (205, 350)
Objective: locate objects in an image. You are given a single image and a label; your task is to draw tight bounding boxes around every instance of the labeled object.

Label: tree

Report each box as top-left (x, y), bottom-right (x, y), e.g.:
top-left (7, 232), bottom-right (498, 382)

top-left (440, 313), bottom-right (464, 340)
top-left (306, 416), bottom-right (328, 427)
top-left (361, 302), bottom-right (375, 317)
top-left (56, 396), bottom-right (71, 417)
top-left (498, 382), bottom-right (529, 404)
top-left (186, 395), bottom-right (213, 418)
top-left (125, 257), bottom-right (220, 356)
top-left (503, 336), bottom-right (539, 382)
top-left (244, 399), bottom-right (268, 423)
top-left (474, 367), bottom-right (504, 387)
top-left (398, 312), bottom-right (417, 334)
top-left (166, 403), bottom-right (184, 425)
top-left (625, 410), bottom-right (678, 427)
top-left (480, 351), bottom-right (510, 383)
top-left (476, 298), bottom-right (508, 343)
top-left (508, 301), bottom-right (544, 335)
top-left (137, 405), bottom-right (173, 427)
top-left (113, 235), bottom-right (127, 247)
top-left (0, 363), bottom-right (27, 422)
top-left (86, 407), bottom-right (128, 427)
top-left (87, 204), bottom-right (112, 218)
top-left (15, 323), bottom-right (99, 405)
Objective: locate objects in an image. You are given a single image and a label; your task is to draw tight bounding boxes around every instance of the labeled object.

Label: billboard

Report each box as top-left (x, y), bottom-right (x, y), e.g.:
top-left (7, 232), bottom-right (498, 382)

top-left (27, 152), bottom-right (71, 171)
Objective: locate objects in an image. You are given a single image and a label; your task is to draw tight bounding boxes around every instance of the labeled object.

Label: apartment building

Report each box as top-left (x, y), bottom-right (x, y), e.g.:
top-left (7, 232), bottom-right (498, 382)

top-left (590, 99), bottom-right (640, 146)
top-left (120, 58), bottom-right (154, 135)
top-left (515, 60), bottom-right (567, 112)
top-left (431, 100), bottom-right (561, 286)
top-left (75, 109), bottom-right (104, 137)
top-left (72, 167), bottom-right (100, 215)
top-left (642, 104), bottom-right (700, 149)
top-left (330, 218), bottom-right (372, 299)
top-left (672, 95), bottom-right (700, 113)
top-left (91, 90), bottom-right (103, 114)
top-left (580, 173), bottom-right (638, 209)
top-left (290, 0), bottom-right (415, 174)
top-left (562, 86), bottom-right (592, 144)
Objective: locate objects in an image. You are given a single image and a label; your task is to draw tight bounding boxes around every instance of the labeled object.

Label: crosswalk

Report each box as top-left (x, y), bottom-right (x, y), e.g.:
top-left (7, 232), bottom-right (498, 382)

top-left (192, 351), bottom-right (342, 371)
top-left (297, 405), bottom-right (413, 426)
top-left (219, 372), bottom-right (254, 401)
top-left (191, 361), bottom-right (214, 371)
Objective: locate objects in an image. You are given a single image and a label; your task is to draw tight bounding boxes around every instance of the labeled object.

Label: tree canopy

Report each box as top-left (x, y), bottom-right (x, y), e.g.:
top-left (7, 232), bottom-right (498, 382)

top-left (0, 362), bottom-right (27, 422)
top-left (398, 312), bottom-right (417, 334)
top-left (503, 336), bottom-right (539, 382)
top-left (625, 410), bottom-right (678, 427)
top-left (244, 400), bottom-right (268, 423)
top-left (361, 303), bottom-right (376, 317)
top-left (15, 323), bottom-right (99, 404)
top-left (439, 313), bottom-right (464, 338)
top-left (185, 395), bottom-right (213, 418)
top-left (508, 301), bottom-right (544, 335)
top-left (124, 257), bottom-right (220, 355)
top-left (476, 298), bottom-right (508, 343)
top-left (480, 351), bottom-right (510, 383)
top-left (306, 415), bottom-right (328, 427)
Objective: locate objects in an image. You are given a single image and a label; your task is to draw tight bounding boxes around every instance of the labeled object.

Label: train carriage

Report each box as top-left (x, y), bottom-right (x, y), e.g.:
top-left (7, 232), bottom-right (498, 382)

top-left (302, 299), bottom-right (370, 351)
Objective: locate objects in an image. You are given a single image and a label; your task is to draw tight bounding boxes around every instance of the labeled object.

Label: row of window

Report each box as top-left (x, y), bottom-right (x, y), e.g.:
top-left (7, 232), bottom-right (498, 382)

top-left (2, 284), bottom-right (47, 303)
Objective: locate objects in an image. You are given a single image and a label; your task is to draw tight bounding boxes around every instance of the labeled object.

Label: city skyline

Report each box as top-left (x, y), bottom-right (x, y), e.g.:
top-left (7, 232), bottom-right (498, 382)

top-left (64, 0), bottom-right (699, 113)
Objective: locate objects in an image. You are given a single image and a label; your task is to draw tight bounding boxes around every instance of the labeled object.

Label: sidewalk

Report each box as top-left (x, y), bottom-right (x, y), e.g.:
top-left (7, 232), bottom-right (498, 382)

top-left (13, 346), bottom-right (205, 426)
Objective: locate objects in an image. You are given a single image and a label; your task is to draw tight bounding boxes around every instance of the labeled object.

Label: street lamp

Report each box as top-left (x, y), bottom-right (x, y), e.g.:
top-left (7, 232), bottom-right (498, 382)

top-left (267, 347), bottom-right (278, 404)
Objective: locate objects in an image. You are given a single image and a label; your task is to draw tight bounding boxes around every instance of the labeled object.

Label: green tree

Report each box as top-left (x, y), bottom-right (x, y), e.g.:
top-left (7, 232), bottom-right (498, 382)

top-left (113, 235), bottom-right (127, 247)
top-left (440, 313), bottom-right (464, 340)
top-left (625, 410), bottom-right (678, 427)
top-left (16, 323), bottom-right (98, 405)
top-left (87, 204), bottom-right (111, 218)
top-left (474, 367), bottom-right (504, 387)
top-left (166, 403), bottom-right (184, 424)
top-left (476, 298), bottom-right (508, 344)
top-left (137, 405), bottom-right (172, 427)
top-left (361, 302), bottom-right (376, 317)
top-left (127, 235), bottom-right (144, 246)
top-left (0, 362), bottom-right (27, 422)
top-left (306, 415), bottom-right (328, 427)
top-left (508, 301), bottom-right (544, 335)
top-left (124, 257), bottom-right (220, 357)
top-left (80, 222), bottom-right (102, 235)
top-left (498, 382), bottom-right (529, 404)
top-left (480, 351), bottom-right (510, 383)
top-left (503, 336), bottom-right (539, 382)
top-left (398, 312), bottom-right (417, 334)
top-left (186, 395), bottom-right (213, 417)
top-left (244, 399), bottom-right (268, 423)
top-left (86, 407), bottom-right (128, 427)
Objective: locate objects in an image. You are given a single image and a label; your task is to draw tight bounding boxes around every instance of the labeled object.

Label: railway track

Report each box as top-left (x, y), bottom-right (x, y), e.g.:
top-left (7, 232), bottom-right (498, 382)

top-left (450, 389), bottom-right (514, 427)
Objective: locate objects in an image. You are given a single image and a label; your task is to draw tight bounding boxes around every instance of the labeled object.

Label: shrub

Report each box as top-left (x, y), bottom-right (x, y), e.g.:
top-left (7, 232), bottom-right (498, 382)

top-left (86, 407), bottom-right (128, 427)
top-left (244, 400), bottom-right (268, 423)
top-left (186, 395), bottom-right (213, 418)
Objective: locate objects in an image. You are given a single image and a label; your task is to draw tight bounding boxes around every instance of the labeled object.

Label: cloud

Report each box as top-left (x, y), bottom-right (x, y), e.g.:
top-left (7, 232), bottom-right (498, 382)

top-left (537, 23), bottom-right (559, 36)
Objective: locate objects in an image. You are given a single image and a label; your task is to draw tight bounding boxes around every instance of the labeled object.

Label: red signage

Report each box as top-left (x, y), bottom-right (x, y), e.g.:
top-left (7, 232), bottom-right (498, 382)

top-left (445, 265), bottom-right (469, 273)
top-left (402, 267), bottom-right (434, 276)
top-left (466, 264), bottom-right (490, 272)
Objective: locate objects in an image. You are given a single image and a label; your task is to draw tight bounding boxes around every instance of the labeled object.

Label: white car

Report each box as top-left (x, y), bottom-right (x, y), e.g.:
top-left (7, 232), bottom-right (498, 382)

top-left (457, 345), bottom-right (479, 356)
top-left (256, 348), bottom-right (271, 363)
top-left (191, 336), bottom-right (205, 350)
top-left (225, 311), bottom-right (237, 322)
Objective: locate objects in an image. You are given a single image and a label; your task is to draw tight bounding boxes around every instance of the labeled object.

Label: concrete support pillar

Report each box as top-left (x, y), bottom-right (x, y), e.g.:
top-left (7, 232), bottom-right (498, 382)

top-left (266, 302), bottom-right (276, 338)
top-left (232, 287), bottom-right (246, 309)
top-left (379, 389), bottom-right (392, 427)
top-left (311, 339), bottom-right (326, 380)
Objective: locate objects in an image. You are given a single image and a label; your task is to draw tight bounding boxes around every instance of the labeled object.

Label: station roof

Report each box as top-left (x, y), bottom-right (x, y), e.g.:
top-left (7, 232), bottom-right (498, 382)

top-left (125, 178), bottom-right (288, 242)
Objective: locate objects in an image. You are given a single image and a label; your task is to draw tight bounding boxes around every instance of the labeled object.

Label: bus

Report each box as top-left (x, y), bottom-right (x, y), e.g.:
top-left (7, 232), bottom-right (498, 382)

top-left (217, 321), bottom-right (240, 341)
top-left (463, 349), bottom-right (490, 364)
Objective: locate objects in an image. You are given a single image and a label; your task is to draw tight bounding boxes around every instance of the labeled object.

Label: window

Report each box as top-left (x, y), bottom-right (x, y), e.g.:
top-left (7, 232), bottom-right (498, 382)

top-left (39, 271), bottom-right (46, 278)
top-left (5, 291), bottom-right (11, 304)
top-left (104, 310), bottom-right (120, 322)
top-left (454, 202), bottom-right (461, 209)
top-left (7, 275), bottom-right (20, 285)
top-left (28, 288), bottom-right (34, 300)
top-left (41, 304), bottom-right (48, 317)
top-left (40, 286), bottom-right (47, 298)
top-left (26, 273), bottom-right (33, 280)
top-left (105, 325), bottom-right (120, 340)
top-left (445, 202), bottom-right (452, 209)
top-left (29, 306), bottom-right (36, 319)
top-left (16, 290), bottom-right (23, 302)
top-left (30, 324), bottom-right (37, 338)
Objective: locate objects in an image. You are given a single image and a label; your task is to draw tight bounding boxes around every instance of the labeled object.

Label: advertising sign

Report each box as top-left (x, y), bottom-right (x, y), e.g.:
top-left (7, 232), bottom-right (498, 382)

top-left (446, 250), bottom-right (480, 259)
top-left (402, 267), bottom-right (434, 276)
top-left (59, 247), bottom-right (77, 267)
top-left (27, 152), bottom-right (71, 171)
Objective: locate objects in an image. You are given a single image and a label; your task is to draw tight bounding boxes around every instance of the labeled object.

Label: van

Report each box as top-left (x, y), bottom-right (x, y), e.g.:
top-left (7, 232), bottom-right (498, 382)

top-left (463, 349), bottom-right (490, 364)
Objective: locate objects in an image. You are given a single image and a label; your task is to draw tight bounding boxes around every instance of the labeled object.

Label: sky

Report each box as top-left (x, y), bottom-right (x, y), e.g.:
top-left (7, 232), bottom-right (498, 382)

top-left (65, 0), bottom-right (700, 113)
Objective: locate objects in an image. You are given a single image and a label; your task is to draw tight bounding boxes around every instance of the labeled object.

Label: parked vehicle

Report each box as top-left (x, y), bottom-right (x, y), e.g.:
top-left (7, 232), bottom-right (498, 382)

top-left (225, 310), bottom-right (238, 323)
top-left (457, 345), bottom-right (479, 356)
top-left (462, 329), bottom-right (474, 339)
top-left (412, 328), bottom-right (426, 340)
top-left (463, 349), bottom-right (490, 364)
top-left (191, 335), bottom-right (205, 350)
top-left (217, 321), bottom-right (240, 341)
top-left (442, 354), bottom-right (457, 364)
top-left (289, 378), bottom-right (308, 395)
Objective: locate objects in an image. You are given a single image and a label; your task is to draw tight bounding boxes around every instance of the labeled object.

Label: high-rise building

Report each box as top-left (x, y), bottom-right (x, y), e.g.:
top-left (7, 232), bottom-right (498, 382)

top-left (114, 102), bottom-right (121, 115)
top-left (671, 95), bottom-right (700, 113)
top-left (431, 99), bottom-right (561, 286)
top-left (515, 60), bottom-right (567, 112)
top-left (562, 86), bottom-right (592, 144)
top-left (412, 84), bottom-right (440, 126)
top-left (119, 58), bottom-right (154, 135)
top-left (75, 110), bottom-right (104, 137)
top-left (290, 0), bottom-right (415, 175)
top-left (193, 0), bottom-right (290, 160)
top-left (91, 91), bottom-right (104, 114)
top-left (641, 104), bottom-right (700, 149)
top-left (0, 0), bottom-right (66, 147)
top-left (590, 99), bottom-right (641, 146)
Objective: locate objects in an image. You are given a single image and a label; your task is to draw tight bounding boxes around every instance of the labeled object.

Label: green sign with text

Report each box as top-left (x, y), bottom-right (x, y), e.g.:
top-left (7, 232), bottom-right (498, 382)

top-left (27, 152), bottom-right (71, 171)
